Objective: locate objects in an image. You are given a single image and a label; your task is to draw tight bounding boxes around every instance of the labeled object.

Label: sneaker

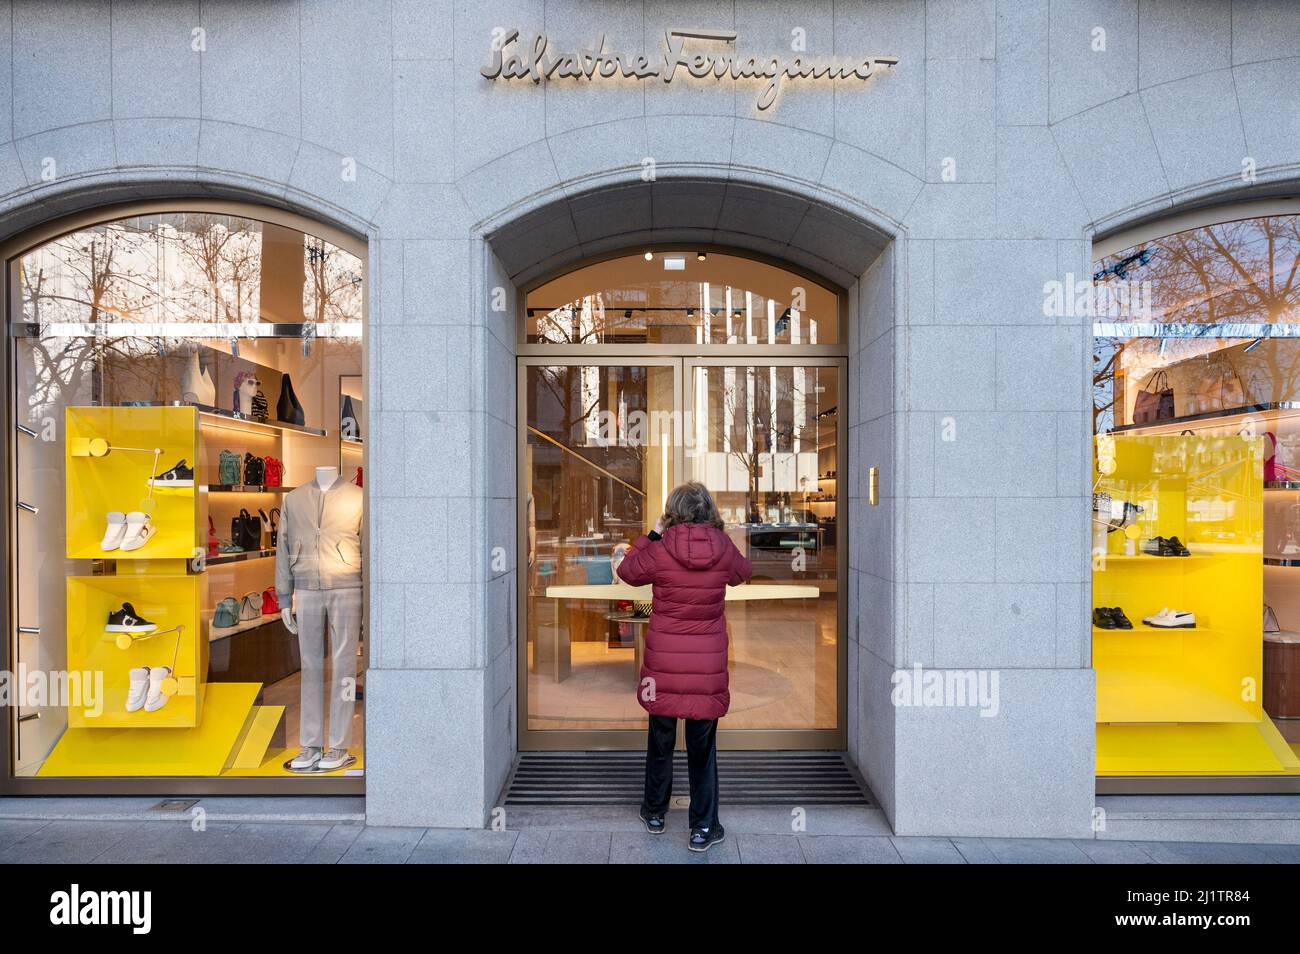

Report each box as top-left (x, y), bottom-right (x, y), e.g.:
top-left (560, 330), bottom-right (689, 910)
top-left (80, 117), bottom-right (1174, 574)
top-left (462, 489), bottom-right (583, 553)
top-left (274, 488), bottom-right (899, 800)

top-left (1165, 536), bottom-right (1192, 557)
top-left (1144, 608), bottom-right (1196, 629)
top-left (149, 459), bottom-right (194, 488)
top-left (118, 512), bottom-right (156, 552)
top-left (1109, 607), bottom-right (1134, 630)
top-left (639, 807), bottom-right (667, 835)
top-left (144, 666), bottom-right (171, 712)
top-left (125, 666), bottom-right (150, 712)
top-left (688, 824), bottom-right (726, 852)
top-left (99, 511), bottom-right (127, 551)
top-left (318, 748), bottom-right (352, 770)
top-left (1092, 607), bottom-right (1116, 630)
top-left (289, 746), bottom-right (322, 770)
top-left (106, 602), bottom-right (157, 633)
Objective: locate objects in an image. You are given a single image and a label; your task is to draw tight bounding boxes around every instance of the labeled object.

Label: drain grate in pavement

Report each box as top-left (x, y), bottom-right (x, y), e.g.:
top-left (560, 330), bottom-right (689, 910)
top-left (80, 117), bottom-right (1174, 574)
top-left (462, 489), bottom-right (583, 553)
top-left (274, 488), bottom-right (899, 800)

top-left (504, 752), bottom-right (872, 807)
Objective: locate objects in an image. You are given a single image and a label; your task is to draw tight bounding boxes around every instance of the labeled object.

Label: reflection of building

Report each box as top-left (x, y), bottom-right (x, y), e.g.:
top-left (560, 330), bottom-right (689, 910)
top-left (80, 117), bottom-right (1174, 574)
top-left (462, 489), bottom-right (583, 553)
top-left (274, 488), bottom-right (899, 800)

top-left (6, 2), bottom-right (1300, 841)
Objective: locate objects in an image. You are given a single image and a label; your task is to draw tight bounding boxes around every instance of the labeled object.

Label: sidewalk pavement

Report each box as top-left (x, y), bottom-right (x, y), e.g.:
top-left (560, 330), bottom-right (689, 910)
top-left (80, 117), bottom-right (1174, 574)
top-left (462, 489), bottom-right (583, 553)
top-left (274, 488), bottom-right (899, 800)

top-left (1, 797), bottom-right (1299, 863)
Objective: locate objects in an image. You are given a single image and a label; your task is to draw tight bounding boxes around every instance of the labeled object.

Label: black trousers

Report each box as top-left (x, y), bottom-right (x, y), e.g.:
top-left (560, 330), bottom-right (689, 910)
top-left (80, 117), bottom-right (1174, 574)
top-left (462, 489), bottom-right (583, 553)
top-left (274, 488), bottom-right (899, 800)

top-left (642, 715), bottom-right (720, 830)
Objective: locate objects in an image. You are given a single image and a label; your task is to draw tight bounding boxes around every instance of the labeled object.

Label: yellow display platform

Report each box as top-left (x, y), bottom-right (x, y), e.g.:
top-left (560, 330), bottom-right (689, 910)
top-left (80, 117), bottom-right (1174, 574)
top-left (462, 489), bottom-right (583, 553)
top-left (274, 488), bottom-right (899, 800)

top-left (39, 683), bottom-right (261, 776)
top-left (66, 574), bottom-right (205, 728)
top-left (1098, 721), bottom-right (1300, 776)
top-left (222, 747), bottom-right (366, 778)
top-left (66, 405), bottom-right (198, 560)
top-left (225, 705), bottom-right (285, 770)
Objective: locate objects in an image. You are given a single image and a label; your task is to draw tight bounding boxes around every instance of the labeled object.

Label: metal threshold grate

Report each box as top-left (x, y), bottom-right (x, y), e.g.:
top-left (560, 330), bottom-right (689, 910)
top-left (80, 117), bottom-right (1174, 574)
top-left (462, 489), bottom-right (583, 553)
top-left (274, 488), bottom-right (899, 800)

top-left (504, 752), bottom-right (872, 806)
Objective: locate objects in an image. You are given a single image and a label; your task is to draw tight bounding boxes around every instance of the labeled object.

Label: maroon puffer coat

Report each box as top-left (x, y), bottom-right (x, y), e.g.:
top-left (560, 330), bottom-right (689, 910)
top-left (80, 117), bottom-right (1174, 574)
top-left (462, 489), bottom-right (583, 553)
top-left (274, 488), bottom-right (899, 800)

top-left (615, 523), bottom-right (753, 720)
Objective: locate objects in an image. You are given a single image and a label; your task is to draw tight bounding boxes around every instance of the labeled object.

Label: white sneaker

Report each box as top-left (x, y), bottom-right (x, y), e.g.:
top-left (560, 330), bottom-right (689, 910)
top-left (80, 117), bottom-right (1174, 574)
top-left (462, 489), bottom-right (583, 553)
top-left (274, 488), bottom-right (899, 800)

top-left (1145, 609), bottom-right (1196, 629)
top-left (289, 746), bottom-right (322, 770)
top-left (118, 512), bottom-right (155, 552)
top-left (126, 667), bottom-right (150, 712)
top-left (318, 748), bottom-right (351, 770)
top-left (100, 511), bottom-right (127, 551)
top-left (144, 666), bottom-right (171, 712)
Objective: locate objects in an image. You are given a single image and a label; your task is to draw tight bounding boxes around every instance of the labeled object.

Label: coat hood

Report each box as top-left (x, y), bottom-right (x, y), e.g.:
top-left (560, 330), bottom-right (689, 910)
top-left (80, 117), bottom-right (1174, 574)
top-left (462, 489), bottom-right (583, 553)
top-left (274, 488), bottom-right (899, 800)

top-left (661, 523), bottom-right (730, 570)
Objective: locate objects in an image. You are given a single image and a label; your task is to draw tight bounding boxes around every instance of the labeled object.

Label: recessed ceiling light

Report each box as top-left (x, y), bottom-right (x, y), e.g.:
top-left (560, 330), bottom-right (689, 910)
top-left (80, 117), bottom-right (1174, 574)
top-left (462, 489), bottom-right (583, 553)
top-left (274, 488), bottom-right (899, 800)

top-left (697, 252), bottom-right (707, 261)
top-left (644, 251), bottom-right (653, 261)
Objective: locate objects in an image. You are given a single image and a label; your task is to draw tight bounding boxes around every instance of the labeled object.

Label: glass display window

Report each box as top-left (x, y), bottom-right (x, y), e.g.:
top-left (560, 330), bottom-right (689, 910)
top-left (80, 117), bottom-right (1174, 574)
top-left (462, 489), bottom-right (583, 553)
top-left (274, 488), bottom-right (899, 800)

top-left (1093, 211), bottom-right (1300, 781)
top-left (5, 207), bottom-right (367, 785)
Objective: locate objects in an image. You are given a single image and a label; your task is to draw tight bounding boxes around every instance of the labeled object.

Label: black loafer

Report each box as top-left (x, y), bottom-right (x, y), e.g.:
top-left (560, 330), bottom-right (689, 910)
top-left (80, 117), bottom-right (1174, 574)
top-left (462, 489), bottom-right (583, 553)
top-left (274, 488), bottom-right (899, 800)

top-left (1092, 607), bottom-right (1116, 630)
top-left (1110, 607), bottom-right (1134, 630)
top-left (639, 807), bottom-right (666, 835)
top-left (1165, 535), bottom-right (1191, 556)
top-left (688, 824), bottom-right (726, 852)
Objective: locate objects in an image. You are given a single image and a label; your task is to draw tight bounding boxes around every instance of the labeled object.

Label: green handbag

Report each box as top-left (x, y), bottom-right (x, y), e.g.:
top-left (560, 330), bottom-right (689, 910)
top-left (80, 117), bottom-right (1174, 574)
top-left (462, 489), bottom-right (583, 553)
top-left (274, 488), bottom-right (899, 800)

top-left (218, 449), bottom-right (242, 485)
top-left (213, 597), bottom-right (240, 628)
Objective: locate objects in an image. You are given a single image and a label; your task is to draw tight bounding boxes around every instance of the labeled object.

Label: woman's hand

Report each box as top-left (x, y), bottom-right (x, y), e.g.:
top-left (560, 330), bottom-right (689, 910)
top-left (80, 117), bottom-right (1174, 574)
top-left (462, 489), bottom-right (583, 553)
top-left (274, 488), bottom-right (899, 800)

top-left (653, 515), bottom-right (665, 536)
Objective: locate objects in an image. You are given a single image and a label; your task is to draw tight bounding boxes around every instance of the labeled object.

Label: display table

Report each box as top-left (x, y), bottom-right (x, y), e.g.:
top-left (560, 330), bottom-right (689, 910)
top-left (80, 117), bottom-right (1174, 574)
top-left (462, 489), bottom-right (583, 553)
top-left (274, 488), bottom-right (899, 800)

top-left (537, 582), bottom-right (820, 682)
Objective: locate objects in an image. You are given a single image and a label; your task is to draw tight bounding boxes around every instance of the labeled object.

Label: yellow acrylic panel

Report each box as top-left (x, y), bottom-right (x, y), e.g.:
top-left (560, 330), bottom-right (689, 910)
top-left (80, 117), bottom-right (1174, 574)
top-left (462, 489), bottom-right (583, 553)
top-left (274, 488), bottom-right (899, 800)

top-left (38, 683), bottom-right (261, 777)
top-left (66, 574), bottom-right (203, 728)
top-left (66, 405), bottom-right (198, 560)
top-left (225, 705), bottom-right (285, 770)
top-left (1097, 721), bottom-right (1300, 776)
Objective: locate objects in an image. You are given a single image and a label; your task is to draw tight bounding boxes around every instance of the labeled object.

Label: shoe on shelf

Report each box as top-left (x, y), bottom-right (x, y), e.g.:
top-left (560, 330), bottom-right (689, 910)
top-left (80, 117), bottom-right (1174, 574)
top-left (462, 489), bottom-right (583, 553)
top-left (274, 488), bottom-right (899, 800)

top-left (106, 602), bottom-right (158, 633)
top-left (318, 748), bottom-right (352, 771)
top-left (99, 511), bottom-right (127, 551)
top-left (125, 666), bottom-right (150, 713)
top-left (1142, 535), bottom-right (1191, 557)
top-left (1092, 607), bottom-right (1117, 630)
top-left (289, 747), bottom-right (322, 771)
top-left (639, 807), bottom-right (667, 835)
top-left (118, 512), bottom-right (155, 552)
top-left (1143, 608), bottom-right (1197, 629)
top-left (1109, 607), bottom-right (1134, 630)
top-left (1165, 536), bottom-right (1191, 557)
top-left (149, 459), bottom-right (194, 488)
top-left (144, 666), bottom-right (171, 712)
top-left (688, 824), bottom-right (726, 852)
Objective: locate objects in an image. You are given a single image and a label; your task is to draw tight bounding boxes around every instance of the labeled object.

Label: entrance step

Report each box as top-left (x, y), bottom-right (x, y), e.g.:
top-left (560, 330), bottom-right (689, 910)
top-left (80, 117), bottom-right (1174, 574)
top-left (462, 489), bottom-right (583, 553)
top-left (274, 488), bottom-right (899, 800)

top-left (504, 752), bottom-right (872, 807)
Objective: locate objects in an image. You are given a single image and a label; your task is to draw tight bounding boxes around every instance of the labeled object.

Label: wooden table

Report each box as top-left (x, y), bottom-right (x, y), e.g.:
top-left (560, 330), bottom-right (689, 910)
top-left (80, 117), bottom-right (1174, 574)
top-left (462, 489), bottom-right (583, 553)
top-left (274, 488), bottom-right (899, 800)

top-left (537, 582), bottom-right (821, 682)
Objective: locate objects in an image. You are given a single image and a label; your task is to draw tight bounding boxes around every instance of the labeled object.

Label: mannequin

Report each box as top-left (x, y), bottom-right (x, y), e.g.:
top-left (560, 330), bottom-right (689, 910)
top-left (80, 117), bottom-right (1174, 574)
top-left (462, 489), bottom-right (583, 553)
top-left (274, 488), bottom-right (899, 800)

top-left (276, 464), bottom-right (364, 772)
top-left (234, 371), bottom-right (260, 417)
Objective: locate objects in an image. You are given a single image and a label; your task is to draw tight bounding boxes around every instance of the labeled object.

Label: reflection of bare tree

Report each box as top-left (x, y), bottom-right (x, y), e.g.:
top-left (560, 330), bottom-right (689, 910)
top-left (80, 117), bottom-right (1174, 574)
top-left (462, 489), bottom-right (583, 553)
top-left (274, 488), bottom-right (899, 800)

top-left (1094, 215), bottom-right (1300, 428)
top-left (709, 367), bottom-right (809, 520)
top-left (305, 236), bottom-right (364, 324)
top-left (174, 214), bottom-right (260, 323)
top-left (1093, 340), bottom-right (1123, 434)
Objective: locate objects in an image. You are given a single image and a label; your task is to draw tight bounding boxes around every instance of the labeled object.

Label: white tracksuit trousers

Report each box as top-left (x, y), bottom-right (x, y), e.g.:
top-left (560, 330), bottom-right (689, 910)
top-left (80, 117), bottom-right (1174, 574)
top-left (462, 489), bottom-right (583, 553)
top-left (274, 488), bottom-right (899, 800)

top-left (295, 587), bottom-right (361, 750)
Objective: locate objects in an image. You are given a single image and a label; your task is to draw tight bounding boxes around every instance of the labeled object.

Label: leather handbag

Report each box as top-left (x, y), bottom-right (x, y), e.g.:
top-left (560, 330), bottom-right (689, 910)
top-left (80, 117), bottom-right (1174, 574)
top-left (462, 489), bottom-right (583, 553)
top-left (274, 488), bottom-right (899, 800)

top-left (207, 515), bottom-right (219, 557)
top-left (276, 372), bottom-right (305, 426)
top-left (268, 507), bottom-right (280, 547)
top-left (231, 508), bottom-right (261, 551)
top-left (261, 587), bottom-right (280, 616)
top-left (238, 592), bottom-right (262, 622)
top-left (218, 449), bottom-right (242, 485)
top-left (341, 395), bottom-right (361, 440)
top-left (243, 453), bottom-right (265, 486)
top-left (1133, 370), bottom-right (1175, 424)
top-left (213, 597), bottom-right (240, 629)
top-left (263, 456), bottom-right (283, 487)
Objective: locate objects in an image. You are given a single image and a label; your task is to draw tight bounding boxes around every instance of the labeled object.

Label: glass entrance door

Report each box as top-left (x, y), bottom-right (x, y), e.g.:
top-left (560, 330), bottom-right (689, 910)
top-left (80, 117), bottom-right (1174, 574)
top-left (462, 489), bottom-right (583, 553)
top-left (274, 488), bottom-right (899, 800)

top-left (519, 356), bottom-right (845, 749)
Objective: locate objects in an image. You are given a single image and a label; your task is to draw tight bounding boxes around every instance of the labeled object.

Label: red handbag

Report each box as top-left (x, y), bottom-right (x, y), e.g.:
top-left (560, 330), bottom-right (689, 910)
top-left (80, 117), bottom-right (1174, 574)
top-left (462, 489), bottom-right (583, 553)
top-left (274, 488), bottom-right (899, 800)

top-left (261, 587), bottom-right (280, 616)
top-left (263, 456), bottom-right (283, 487)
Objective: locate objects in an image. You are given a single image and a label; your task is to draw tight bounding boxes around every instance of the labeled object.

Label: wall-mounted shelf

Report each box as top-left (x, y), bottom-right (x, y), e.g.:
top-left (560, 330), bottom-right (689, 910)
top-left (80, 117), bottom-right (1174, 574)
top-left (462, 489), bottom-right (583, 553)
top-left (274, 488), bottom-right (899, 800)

top-left (1266, 482), bottom-right (1300, 491)
top-left (1265, 556), bottom-right (1300, 567)
top-left (203, 484), bottom-right (294, 494)
top-left (209, 613), bottom-right (281, 641)
top-left (207, 548), bottom-right (275, 566)
top-left (96, 401), bottom-right (328, 437)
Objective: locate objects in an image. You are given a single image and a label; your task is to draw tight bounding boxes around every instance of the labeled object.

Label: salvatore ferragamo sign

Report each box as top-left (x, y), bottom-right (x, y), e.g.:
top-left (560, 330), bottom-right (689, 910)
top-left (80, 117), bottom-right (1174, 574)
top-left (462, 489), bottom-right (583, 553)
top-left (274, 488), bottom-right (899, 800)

top-left (481, 28), bottom-right (898, 111)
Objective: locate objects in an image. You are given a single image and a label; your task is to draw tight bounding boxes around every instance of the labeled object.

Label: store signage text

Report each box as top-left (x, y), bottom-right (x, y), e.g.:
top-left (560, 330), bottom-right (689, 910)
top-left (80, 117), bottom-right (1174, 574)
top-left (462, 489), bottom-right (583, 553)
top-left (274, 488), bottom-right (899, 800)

top-left (481, 28), bottom-right (899, 111)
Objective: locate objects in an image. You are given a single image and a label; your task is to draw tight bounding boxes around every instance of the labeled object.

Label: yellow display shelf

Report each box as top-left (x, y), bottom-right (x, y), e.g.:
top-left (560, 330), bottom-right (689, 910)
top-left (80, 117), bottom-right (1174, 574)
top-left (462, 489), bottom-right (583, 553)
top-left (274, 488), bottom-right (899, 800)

top-left (1093, 433), bottom-right (1269, 772)
top-left (66, 574), bottom-right (205, 728)
top-left (66, 406), bottom-right (198, 560)
top-left (39, 683), bottom-right (261, 777)
top-left (1098, 721), bottom-right (1300, 776)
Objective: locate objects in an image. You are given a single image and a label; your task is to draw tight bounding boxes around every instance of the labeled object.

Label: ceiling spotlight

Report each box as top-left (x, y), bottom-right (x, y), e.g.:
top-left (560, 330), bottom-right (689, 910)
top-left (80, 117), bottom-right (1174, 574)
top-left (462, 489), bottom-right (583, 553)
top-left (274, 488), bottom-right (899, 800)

top-left (697, 252), bottom-right (707, 261)
top-left (644, 251), bottom-right (653, 261)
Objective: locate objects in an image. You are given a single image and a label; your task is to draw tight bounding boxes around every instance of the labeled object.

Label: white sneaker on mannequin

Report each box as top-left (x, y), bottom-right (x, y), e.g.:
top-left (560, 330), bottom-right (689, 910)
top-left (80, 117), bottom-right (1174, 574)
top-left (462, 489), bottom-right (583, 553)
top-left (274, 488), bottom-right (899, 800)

top-left (289, 746), bottom-right (322, 770)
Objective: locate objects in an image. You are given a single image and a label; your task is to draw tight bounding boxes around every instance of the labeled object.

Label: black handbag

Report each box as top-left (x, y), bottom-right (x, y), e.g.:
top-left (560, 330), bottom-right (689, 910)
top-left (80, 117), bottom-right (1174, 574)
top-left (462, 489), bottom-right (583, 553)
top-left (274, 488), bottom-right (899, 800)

top-left (268, 507), bottom-right (280, 547)
top-left (243, 453), bottom-right (265, 485)
top-left (231, 508), bottom-right (261, 551)
top-left (276, 372), bottom-right (305, 426)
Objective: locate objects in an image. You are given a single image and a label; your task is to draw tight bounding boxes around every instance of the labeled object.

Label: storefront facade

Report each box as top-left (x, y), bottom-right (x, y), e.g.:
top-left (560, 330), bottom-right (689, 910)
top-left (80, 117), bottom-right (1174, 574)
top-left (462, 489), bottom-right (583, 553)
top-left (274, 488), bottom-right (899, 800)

top-left (3, 0), bottom-right (1300, 836)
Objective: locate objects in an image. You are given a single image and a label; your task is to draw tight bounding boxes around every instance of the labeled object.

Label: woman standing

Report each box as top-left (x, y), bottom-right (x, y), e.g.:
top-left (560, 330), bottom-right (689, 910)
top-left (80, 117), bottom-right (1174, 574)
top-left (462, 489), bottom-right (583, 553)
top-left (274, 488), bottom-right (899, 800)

top-left (615, 482), bottom-right (753, 851)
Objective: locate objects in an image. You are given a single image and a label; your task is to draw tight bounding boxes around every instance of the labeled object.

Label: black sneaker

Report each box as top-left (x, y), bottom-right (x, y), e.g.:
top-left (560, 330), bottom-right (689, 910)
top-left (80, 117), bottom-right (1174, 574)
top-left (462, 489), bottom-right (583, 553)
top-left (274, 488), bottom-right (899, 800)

top-left (1165, 536), bottom-right (1191, 557)
top-left (106, 602), bottom-right (158, 633)
top-left (688, 824), bottom-right (726, 852)
top-left (1092, 607), bottom-right (1116, 630)
top-left (639, 807), bottom-right (666, 835)
top-left (149, 459), bottom-right (194, 488)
